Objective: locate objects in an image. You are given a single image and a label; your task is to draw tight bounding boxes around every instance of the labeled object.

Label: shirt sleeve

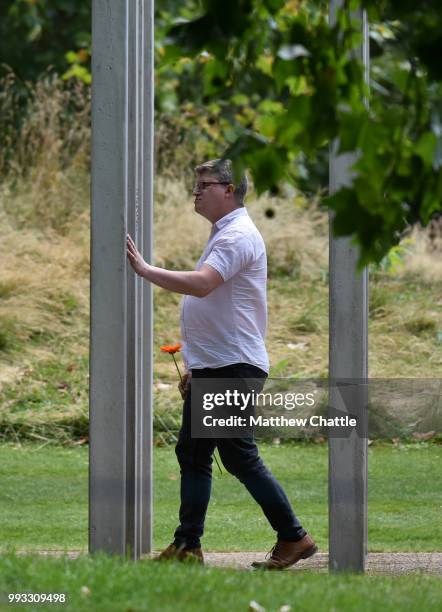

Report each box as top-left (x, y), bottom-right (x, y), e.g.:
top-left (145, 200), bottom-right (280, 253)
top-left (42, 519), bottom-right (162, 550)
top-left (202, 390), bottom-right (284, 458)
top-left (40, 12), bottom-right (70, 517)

top-left (204, 232), bottom-right (255, 281)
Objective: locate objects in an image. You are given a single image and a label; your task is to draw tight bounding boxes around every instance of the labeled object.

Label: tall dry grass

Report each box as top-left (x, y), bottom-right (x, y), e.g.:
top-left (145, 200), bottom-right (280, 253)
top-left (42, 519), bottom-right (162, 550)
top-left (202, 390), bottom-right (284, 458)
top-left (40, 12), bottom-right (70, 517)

top-left (0, 69), bottom-right (91, 234)
top-left (0, 70), bottom-right (439, 280)
top-left (0, 72), bottom-right (441, 401)
top-left (401, 227), bottom-right (442, 283)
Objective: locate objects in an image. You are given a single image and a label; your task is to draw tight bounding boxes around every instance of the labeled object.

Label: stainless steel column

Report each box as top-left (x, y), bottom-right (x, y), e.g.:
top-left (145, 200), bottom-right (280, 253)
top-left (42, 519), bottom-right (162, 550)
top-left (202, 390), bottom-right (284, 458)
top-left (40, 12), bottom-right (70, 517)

top-left (90, 0), bottom-right (154, 558)
top-left (328, 0), bottom-right (369, 572)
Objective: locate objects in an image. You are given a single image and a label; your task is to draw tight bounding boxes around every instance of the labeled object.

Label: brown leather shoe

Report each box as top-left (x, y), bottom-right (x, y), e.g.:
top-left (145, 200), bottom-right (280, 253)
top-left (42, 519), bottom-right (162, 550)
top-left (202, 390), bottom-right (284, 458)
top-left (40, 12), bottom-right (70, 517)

top-left (154, 543), bottom-right (204, 564)
top-left (251, 534), bottom-right (317, 570)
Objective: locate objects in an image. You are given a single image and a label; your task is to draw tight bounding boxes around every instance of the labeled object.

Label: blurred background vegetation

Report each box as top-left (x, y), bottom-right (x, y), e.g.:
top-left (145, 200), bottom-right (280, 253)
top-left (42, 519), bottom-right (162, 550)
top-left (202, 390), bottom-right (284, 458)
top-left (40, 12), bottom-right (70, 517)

top-left (0, 0), bottom-right (441, 446)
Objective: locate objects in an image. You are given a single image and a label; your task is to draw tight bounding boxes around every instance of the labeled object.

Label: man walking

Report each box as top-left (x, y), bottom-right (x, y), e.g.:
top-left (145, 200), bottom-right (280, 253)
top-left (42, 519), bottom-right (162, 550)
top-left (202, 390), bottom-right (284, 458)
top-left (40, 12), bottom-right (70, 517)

top-left (126, 158), bottom-right (317, 569)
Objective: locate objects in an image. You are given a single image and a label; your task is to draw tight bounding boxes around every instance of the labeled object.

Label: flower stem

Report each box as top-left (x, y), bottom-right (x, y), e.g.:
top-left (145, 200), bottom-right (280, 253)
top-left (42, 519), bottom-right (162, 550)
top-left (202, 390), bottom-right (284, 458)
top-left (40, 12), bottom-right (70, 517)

top-left (171, 353), bottom-right (183, 383)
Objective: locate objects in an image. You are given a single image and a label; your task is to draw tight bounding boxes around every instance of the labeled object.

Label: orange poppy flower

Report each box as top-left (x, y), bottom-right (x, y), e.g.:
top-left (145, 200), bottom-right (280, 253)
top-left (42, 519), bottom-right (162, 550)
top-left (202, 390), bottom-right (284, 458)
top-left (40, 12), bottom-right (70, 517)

top-left (160, 343), bottom-right (182, 354)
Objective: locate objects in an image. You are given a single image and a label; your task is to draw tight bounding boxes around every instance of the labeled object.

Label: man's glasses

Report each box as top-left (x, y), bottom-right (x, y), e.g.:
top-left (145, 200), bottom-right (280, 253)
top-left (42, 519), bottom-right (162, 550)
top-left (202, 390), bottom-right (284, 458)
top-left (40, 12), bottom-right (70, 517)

top-left (192, 181), bottom-right (231, 193)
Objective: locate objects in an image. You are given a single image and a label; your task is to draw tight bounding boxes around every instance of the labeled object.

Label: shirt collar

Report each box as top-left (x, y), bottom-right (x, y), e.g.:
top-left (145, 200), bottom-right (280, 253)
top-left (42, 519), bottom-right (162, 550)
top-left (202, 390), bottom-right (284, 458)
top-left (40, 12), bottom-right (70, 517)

top-left (214, 207), bottom-right (248, 231)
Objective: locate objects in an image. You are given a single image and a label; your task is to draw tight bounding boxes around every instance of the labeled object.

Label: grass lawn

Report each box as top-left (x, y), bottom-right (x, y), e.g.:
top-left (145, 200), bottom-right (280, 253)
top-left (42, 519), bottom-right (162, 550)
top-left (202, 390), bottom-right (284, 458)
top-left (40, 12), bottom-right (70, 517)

top-left (0, 442), bottom-right (441, 552)
top-left (0, 553), bottom-right (441, 612)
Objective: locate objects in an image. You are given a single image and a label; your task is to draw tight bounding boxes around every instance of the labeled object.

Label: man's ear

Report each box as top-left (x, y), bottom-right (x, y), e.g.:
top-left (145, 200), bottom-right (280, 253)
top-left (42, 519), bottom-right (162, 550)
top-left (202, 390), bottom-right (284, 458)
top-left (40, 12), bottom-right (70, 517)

top-left (225, 184), bottom-right (235, 198)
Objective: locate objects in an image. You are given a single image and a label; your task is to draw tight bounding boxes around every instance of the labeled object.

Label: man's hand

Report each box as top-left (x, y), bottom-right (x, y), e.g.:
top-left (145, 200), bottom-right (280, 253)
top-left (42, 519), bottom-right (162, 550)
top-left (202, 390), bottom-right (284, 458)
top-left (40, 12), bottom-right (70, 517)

top-left (126, 234), bottom-right (149, 277)
top-left (178, 371), bottom-right (191, 400)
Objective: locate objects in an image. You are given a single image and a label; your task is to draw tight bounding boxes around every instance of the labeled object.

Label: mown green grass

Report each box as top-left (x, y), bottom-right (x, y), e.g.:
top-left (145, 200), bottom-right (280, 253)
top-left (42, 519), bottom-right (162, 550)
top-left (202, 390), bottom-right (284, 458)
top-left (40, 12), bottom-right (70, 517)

top-left (0, 553), bottom-right (441, 612)
top-left (1, 442), bottom-right (441, 553)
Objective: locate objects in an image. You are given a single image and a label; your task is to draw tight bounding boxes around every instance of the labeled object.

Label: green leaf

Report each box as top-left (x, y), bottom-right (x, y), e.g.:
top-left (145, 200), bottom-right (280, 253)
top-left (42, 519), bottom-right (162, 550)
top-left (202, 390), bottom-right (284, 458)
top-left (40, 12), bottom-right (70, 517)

top-left (263, 0), bottom-right (286, 13)
top-left (247, 146), bottom-right (288, 195)
top-left (414, 132), bottom-right (437, 168)
top-left (276, 96), bottom-right (311, 148)
top-left (203, 58), bottom-right (229, 96)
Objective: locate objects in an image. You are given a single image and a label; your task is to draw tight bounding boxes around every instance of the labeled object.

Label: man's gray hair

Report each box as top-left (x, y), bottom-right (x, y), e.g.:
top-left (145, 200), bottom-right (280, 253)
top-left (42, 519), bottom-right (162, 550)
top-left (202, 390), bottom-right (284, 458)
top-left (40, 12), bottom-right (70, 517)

top-left (195, 158), bottom-right (248, 206)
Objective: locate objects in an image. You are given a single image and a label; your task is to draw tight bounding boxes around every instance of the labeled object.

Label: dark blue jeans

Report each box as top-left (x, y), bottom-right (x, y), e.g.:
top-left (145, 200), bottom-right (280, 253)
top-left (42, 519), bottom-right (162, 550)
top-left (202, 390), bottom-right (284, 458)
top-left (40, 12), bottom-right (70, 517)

top-left (173, 363), bottom-right (306, 549)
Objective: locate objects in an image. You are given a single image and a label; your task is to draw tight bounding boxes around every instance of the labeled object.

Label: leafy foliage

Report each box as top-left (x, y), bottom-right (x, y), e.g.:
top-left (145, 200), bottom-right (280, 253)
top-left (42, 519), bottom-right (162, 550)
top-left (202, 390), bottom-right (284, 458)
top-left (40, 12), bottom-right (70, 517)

top-left (0, 0), bottom-right (90, 81)
top-left (1, 1), bottom-right (442, 265)
top-left (163, 0), bottom-right (442, 265)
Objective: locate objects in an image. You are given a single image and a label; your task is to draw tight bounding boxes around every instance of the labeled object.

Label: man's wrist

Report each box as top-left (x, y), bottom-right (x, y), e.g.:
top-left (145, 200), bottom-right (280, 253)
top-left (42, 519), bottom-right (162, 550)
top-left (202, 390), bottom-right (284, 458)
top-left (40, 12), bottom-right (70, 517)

top-left (141, 263), bottom-right (151, 280)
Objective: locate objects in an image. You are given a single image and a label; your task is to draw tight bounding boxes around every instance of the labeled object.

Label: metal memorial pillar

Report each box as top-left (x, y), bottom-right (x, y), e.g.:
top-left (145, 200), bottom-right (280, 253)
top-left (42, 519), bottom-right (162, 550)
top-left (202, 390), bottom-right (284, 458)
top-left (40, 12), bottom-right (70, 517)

top-left (328, 1), bottom-right (369, 572)
top-left (89, 0), bottom-right (154, 559)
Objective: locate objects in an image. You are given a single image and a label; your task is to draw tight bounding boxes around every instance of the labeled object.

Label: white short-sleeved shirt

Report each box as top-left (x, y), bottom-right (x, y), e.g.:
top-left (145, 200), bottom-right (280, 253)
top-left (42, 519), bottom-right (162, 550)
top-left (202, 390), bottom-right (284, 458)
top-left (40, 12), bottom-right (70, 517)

top-left (180, 207), bottom-right (269, 373)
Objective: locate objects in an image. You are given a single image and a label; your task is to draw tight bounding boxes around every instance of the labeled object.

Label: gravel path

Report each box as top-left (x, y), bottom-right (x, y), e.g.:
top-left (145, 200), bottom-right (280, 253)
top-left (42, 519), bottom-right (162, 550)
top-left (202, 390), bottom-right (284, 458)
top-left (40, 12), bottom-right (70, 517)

top-left (201, 552), bottom-right (442, 575)
top-left (12, 550), bottom-right (442, 575)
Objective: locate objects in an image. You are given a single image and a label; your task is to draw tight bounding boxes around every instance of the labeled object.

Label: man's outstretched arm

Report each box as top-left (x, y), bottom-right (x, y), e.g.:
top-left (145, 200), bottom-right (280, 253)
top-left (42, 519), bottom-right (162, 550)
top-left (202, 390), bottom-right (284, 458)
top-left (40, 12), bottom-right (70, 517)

top-left (126, 233), bottom-right (223, 297)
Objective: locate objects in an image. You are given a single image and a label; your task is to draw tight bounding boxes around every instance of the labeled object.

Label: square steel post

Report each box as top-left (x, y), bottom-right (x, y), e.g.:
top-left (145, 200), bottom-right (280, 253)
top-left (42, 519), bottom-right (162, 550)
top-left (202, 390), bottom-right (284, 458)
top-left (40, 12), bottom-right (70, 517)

top-left (89, 0), bottom-right (154, 558)
top-left (328, 1), bottom-right (369, 572)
